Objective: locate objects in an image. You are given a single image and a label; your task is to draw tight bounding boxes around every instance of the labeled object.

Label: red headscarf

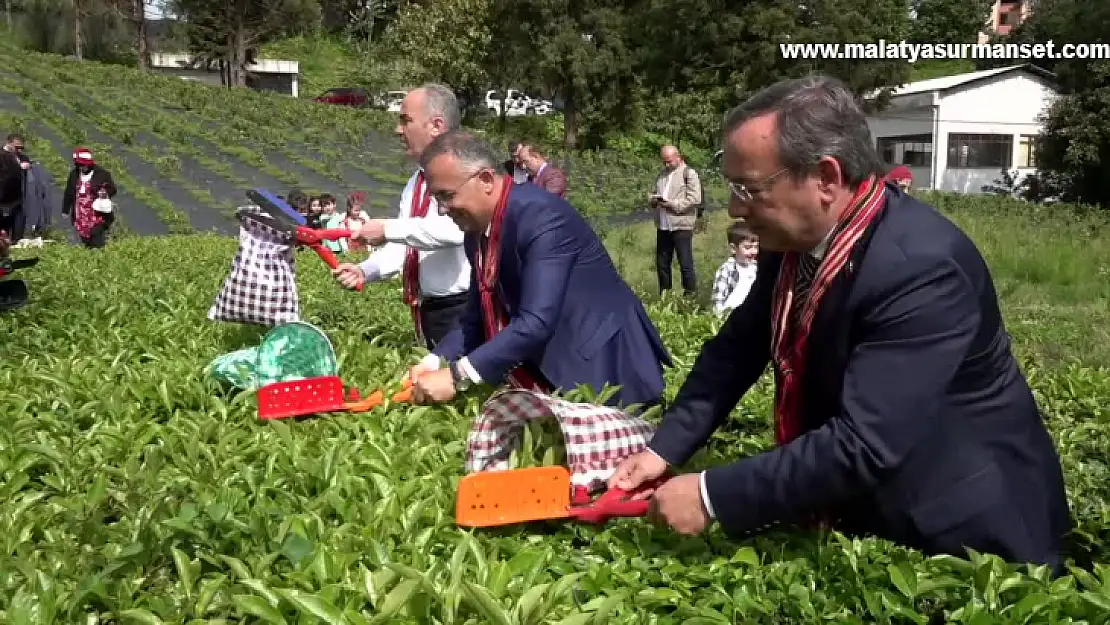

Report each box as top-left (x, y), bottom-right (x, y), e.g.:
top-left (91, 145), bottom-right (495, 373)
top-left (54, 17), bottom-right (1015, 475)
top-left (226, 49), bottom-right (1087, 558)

top-left (885, 165), bottom-right (912, 181)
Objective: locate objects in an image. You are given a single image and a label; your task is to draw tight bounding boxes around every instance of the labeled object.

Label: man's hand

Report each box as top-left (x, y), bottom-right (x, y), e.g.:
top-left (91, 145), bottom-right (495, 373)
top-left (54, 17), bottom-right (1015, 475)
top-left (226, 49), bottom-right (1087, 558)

top-left (412, 368), bottom-right (457, 404)
top-left (332, 263), bottom-right (366, 290)
top-left (405, 363), bottom-right (432, 385)
top-left (608, 450), bottom-right (670, 498)
top-left (355, 219), bottom-right (387, 246)
top-left (647, 473), bottom-right (711, 535)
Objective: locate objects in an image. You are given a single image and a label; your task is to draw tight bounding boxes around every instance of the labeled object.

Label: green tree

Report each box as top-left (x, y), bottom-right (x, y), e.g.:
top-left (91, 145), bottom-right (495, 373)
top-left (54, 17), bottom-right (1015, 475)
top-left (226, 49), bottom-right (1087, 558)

top-left (379, 0), bottom-right (493, 94)
top-left (509, 0), bottom-right (641, 149)
top-left (909, 0), bottom-right (992, 44)
top-left (170, 0), bottom-right (318, 87)
top-left (994, 0), bottom-right (1110, 205)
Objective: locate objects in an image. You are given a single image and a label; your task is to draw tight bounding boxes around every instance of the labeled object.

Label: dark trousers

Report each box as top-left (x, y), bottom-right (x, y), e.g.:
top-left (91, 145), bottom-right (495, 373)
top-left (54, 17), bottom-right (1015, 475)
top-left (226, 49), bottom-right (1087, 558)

top-left (419, 291), bottom-right (470, 350)
top-left (656, 228), bottom-right (696, 296)
top-left (0, 204), bottom-right (23, 241)
top-left (82, 213), bottom-right (114, 249)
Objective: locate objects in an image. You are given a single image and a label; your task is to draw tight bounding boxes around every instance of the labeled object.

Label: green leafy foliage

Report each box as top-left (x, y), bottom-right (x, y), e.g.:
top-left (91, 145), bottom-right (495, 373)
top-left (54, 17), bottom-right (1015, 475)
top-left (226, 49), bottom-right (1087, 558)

top-left (3, 193), bottom-right (1110, 623)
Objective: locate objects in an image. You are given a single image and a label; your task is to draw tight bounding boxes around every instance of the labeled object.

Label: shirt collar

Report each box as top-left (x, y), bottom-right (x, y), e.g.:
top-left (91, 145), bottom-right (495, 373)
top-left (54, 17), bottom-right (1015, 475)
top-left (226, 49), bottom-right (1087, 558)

top-left (809, 226), bottom-right (834, 260)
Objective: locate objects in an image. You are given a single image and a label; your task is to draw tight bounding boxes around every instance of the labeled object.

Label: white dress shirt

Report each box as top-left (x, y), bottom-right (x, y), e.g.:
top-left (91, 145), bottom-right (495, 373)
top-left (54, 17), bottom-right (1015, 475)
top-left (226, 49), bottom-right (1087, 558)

top-left (420, 222), bottom-right (491, 382)
top-left (358, 170), bottom-right (471, 298)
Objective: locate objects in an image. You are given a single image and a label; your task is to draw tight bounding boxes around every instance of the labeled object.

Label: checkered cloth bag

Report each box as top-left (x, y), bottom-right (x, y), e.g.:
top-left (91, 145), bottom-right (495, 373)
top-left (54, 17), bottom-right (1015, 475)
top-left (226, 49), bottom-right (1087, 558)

top-left (207, 205), bottom-right (300, 326)
top-left (466, 388), bottom-right (657, 491)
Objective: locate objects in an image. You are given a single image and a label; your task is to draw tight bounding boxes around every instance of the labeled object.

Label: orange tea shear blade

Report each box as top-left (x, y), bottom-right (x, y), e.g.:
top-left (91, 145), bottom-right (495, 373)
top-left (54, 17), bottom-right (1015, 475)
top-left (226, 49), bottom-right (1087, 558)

top-left (455, 466), bottom-right (671, 528)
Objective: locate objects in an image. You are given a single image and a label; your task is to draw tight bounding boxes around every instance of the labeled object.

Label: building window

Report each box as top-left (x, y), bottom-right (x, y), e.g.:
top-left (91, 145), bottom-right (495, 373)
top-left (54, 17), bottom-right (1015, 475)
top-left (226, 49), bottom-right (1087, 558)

top-left (877, 134), bottom-right (933, 168)
top-left (946, 133), bottom-right (1013, 168)
top-left (1017, 134), bottom-right (1036, 168)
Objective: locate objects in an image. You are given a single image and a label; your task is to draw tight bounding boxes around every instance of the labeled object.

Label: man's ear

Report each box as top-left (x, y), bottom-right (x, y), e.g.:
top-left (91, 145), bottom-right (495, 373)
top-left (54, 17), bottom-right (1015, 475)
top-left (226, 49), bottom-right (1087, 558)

top-left (477, 168), bottom-right (498, 192)
top-left (814, 156), bottom-right (845, 202)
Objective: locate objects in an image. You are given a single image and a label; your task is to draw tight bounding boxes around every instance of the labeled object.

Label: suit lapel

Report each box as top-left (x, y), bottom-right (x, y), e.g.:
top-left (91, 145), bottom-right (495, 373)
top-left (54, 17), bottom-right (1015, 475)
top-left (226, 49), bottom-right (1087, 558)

top-left (804, 199), bottom-right (890, 368)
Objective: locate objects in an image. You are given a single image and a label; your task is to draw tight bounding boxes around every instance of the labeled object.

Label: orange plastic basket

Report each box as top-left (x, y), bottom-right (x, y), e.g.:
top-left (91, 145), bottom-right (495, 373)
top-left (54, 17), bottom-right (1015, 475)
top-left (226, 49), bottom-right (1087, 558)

top-left (258, 376), bottom-right (346, 420)
top-left (257, 376), bottom-right (415, 420)
top-left (456, 466), bottom-right (574, 527)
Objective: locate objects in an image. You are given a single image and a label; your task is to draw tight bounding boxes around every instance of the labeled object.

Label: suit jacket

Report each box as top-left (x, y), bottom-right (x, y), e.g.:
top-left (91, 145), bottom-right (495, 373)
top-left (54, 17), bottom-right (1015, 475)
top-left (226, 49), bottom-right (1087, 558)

top-left (532, 163), bottom-right (568, 198)
top-left (62, 166), bottom-right (116, 223)
top-left (434, 182), bottom-right (672, 408)
top-left (0, 150), bottom-right (20, 215)
top-left (648, 184), bottom-right (1071, 570)
top-left (21, 162), bottom-right (55, 233)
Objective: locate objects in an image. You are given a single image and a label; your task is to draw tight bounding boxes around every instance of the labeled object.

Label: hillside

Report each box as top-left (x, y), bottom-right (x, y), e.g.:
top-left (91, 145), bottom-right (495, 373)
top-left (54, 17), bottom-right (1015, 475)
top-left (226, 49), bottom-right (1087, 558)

top-left (0, 43), bottom-right (695, 243)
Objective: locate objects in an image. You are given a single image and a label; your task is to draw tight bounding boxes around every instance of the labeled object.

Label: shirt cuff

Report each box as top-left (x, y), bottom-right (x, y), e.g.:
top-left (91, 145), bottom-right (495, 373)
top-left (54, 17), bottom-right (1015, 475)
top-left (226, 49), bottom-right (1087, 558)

top-left (358, 258), bottom-right (380, 282)
top-left (457, 357), bottom-right (483, 384)
top-left (420, 353), bottom-right (442, 370)
top-left (699, 471), bottom-right (717, 520)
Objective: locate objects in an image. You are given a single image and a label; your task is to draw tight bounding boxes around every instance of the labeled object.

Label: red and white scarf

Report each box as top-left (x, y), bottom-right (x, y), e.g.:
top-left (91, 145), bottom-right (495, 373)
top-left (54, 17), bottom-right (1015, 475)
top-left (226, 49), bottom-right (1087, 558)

top-left (770, 175), bottom-right (886, 446)
top-left (402, 171), bottom-right (434, 344)
top-left (474, 176), bottom-right (552, 392)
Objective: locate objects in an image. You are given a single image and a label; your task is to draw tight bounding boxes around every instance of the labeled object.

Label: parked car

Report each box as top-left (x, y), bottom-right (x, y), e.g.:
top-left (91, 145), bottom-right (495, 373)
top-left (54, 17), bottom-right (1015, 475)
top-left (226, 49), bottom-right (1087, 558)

top-left (484, 88), bottom-right (555, 116)
top-left (383, 91), bottom-right (408, 112)
top-left (313, 88), bottom-right (370, 107)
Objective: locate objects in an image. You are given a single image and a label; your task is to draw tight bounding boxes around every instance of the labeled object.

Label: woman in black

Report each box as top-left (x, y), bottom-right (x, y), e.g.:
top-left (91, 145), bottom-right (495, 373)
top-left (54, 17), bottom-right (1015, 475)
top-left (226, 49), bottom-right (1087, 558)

top-left (62, 147), bottom-right (117, 248)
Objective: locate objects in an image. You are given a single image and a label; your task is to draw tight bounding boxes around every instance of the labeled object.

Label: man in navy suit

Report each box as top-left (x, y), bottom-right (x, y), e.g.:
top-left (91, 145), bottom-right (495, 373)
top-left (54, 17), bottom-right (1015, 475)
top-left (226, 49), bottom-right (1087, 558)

top-left (407, 130), bottom-right (672, 409)
top-left (610, 75), bottom-right (1071, 571)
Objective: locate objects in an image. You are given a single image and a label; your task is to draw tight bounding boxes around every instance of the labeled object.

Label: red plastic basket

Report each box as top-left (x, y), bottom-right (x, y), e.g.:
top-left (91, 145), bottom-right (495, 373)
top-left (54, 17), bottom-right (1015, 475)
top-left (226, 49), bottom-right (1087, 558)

top-left (257, 376), bottom-right (347, 420)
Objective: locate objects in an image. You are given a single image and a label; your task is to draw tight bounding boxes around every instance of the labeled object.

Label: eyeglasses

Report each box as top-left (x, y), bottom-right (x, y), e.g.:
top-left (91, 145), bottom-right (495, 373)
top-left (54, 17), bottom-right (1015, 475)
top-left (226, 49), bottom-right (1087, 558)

top-left (431, 169), bottom-right (488, 205)
top-left (726, 167), bottom-right (789, 202)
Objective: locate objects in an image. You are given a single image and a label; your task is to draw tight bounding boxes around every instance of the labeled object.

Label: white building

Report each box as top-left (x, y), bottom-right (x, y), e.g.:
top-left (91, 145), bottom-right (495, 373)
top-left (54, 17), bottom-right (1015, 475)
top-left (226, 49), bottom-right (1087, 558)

top-left (866, 64), bottom-right (1057, 194)
top-left (150, 53), bottom-right (301, 98)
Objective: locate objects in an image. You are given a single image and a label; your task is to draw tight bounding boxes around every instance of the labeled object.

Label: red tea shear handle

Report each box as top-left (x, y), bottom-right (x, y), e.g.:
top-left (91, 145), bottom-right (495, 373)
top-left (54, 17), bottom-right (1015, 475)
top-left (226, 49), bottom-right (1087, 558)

top-left (293, 226), bottom-right (362, 291)
top-left (567, 474), bottom-right (673, 524)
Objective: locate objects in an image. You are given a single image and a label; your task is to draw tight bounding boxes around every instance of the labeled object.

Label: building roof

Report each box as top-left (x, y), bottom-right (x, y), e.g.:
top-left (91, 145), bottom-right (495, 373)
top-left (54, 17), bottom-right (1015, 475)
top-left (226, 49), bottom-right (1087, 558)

top-left (868, 64), bottom-right (1056, 99)
top-left (150, 52), bottom-right (299, 74)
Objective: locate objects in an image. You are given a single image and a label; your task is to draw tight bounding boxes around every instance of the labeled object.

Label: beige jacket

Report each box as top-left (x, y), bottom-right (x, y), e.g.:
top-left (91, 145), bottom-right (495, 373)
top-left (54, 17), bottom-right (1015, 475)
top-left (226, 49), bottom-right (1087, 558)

top-left (651, 162), bottom-right (702, 231)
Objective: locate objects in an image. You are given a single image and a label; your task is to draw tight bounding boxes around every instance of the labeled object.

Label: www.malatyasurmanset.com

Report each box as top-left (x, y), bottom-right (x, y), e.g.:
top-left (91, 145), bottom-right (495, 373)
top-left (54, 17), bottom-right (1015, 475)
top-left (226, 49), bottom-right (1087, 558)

top-left (779, 40), bottom-right (1110, 63)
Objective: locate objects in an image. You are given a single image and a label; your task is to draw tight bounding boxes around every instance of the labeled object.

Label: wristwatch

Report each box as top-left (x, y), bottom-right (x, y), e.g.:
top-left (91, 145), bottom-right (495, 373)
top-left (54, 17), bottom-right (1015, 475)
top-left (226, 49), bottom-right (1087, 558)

top-left (449, 360), bottom-right (472, 392)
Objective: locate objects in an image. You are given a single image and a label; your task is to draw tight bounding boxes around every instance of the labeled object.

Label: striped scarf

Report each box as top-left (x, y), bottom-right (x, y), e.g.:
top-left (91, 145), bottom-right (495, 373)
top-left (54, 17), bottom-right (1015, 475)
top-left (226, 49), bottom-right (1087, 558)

top-left (403, 171), bottom-right (433, 344)
top-left (475, 175), bottom-right (552, 392)
top-left (770, 175), bottom-right (886, 446)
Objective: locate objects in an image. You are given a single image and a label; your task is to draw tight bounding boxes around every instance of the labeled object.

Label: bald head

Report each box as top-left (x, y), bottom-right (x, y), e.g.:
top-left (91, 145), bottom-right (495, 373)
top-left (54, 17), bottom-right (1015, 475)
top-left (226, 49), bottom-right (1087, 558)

top-left (395, 83), bottom-right (460, 159)
top-left (661, 145), bottom-right (683, 170)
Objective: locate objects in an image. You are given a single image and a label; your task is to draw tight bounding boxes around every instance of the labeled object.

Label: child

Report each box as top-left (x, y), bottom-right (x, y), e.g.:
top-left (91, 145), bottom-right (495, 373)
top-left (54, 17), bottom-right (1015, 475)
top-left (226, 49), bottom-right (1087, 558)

top-left (344, 192), bottom-right (371, 254)
top-left (712, 221), bottom-right (758, 317)
top-left (306, 196), bottom-right (324, 229)
top-left (92, 184), bottom-right (114, 215)
top-left (319, 193), bottom-right (347, 253)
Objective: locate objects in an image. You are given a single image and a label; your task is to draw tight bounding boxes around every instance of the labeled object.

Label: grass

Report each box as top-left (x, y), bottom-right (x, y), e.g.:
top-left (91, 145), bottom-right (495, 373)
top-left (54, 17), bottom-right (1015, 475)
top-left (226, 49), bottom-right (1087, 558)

top-left (606, 192), bottom-right (1110, 370)
top-left (3, 194), bottom-right (1110, 623)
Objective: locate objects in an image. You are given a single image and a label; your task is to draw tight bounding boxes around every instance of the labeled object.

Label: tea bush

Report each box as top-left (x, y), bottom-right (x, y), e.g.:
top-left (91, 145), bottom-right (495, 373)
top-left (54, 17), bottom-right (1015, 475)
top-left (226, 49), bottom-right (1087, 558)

top-left (4, 191), bottom-right (1110, 623)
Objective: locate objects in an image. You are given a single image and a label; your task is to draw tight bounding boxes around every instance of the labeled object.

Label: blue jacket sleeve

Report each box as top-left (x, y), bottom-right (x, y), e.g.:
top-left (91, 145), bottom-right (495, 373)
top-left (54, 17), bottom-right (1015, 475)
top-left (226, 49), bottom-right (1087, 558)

top-left (702, 253), bottom-right (981, 535)
top-left (464, 209), bottom-right (575, 383)
top-left (647, 253), bottom-right (778, 465)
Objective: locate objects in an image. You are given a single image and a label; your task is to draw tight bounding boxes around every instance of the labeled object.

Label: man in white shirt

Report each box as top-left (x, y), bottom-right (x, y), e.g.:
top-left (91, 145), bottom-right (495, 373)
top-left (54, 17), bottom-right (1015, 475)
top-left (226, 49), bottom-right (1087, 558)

top-left (332, 84), bottom-right (471, 349)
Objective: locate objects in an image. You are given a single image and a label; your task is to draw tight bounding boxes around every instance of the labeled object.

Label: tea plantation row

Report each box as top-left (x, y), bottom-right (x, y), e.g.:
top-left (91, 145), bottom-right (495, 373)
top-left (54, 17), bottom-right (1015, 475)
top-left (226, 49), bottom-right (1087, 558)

top-left (3, 193), bottom-right (1110, 623)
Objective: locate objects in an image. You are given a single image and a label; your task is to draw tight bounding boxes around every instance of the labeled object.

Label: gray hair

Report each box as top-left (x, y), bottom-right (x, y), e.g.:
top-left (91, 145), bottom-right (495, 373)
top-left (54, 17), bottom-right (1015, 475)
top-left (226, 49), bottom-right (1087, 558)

top-left (722, 74), bottom-right (884, 186)
top-left (419, 130), bottom-right (502, 174)
top-left (418, 82), bottom-right (461, 131)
